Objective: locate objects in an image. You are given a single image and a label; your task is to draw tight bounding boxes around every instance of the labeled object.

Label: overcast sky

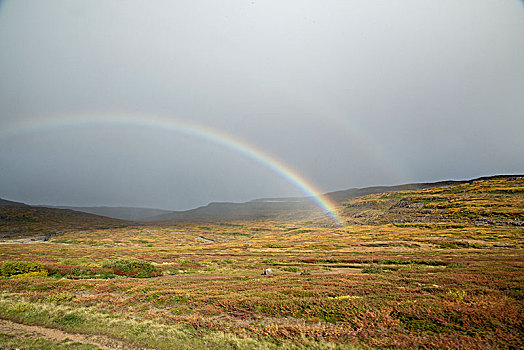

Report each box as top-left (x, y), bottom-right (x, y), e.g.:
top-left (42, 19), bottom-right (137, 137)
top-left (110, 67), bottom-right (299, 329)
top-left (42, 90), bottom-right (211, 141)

top-left (0, 0), bottom-right (523, 210)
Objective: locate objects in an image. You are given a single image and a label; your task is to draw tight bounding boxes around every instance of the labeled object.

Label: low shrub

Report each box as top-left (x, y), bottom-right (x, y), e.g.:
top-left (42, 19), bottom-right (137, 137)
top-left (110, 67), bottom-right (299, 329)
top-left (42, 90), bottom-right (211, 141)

top-left (46, 264), bottom-right (116, 279)
top-left (378, 259), bottom-right (446, 266)
top-left (362, 264), bottom-right (384, 274)
top-left (101, 259), bottom-right (160, 278)
top-left (447, 262), bottom-right (468, 268)
top-left (282, 266), bottom-right (301, 273)
top-left (0, 261), bottom-right (46, 277)
top-left (53, 313), bottom-right (84, 326)
top-left (12, 270), bottom-right (48, 279)
top-left (45, 292), bottom-right (75, 304)
top-left (436, 241), bottom-right (484, 249)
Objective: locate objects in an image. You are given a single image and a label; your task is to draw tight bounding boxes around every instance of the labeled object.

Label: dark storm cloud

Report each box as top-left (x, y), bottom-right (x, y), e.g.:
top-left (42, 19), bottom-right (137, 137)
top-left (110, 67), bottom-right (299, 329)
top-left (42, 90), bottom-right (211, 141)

top-left (0, 0), bottom-right (523, 209)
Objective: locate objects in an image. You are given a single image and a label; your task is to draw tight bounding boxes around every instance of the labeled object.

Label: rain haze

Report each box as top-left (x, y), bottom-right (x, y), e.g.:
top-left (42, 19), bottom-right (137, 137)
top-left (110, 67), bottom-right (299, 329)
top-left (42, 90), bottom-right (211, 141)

top-left (0, 0), bottom-right (523, 210)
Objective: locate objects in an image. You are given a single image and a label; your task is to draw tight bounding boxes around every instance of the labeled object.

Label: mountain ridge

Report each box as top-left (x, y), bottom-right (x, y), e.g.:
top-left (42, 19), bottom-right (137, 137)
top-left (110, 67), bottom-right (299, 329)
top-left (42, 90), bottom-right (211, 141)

top-left (2, 174), bottom-right (521, 223)
top-left (144, 174), bottom-right (523, 222)
top-left (0, 198), bottom-right (28, 207)
top-left (43, 206), bottom-right (172, 221)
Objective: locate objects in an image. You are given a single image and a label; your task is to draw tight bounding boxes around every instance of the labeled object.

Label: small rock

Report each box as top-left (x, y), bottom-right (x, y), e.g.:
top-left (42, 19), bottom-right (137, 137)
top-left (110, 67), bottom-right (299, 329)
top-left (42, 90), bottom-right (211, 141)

top-left (262, 268), bottom-right (273, 275)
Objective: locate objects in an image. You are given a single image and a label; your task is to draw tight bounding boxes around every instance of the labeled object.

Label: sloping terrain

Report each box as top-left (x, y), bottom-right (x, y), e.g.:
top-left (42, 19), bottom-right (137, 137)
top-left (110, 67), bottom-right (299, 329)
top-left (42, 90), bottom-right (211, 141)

top-left (340, 176), bottom-right (524, 226)
top-left (145, 175), bottom-right (522, 223)
top-left (143, 200), bottom-right (320, 222)
top-left (0, 176), bottom-right (521, 349)
top-left (50, 206), bottom-right (172, 221)
top-left (0, 198), bottom-right (28, 207)
top-left (16, 175), bottom-right (520, 223)
top-left (0, 202), bottom-right (130, 240)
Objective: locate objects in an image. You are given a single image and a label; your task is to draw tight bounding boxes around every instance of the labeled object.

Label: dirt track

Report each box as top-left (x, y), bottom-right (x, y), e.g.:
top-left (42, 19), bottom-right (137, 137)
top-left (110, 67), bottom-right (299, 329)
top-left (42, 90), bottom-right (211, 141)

top-left (0, 318), bottom-right (149, 350)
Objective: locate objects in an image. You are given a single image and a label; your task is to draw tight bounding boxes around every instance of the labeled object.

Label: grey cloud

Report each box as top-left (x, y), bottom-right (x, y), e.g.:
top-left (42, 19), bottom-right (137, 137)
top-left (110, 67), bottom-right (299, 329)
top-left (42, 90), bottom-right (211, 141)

top-left (0, 0), bottom-right (522, 209)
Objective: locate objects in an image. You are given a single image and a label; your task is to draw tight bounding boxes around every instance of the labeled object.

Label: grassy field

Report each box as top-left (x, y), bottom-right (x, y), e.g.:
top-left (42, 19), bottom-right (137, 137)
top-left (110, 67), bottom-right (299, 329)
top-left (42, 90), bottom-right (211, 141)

top-left (0, 177), bottom-right (522, 349)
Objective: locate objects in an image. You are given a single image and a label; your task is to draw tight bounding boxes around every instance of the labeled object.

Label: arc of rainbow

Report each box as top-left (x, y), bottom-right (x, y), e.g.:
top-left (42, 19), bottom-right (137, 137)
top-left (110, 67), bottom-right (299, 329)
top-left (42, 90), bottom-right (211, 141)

top-left (0, 114), bottom-right (344, 225)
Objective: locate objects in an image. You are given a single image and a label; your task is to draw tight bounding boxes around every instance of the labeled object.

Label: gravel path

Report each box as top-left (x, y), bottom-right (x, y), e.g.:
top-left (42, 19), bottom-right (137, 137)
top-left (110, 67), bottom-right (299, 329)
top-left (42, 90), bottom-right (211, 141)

top-left (0, 318), bottom-right (150, 350)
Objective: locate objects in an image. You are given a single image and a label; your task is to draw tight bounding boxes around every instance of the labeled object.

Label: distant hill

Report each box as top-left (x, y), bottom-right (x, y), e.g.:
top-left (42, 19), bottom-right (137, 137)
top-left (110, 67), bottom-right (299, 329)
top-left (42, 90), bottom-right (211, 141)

top-left (0, 199), bottom-right (130, 240)
top-left (49, 206), bottom-right (172, 221)
top-left (0, 198), bottom-right (28, 207)
top-left (325, 175), bottom-right (523, 203)
top-left (3, 175), bottom-right (521, 225)
top-left (339, 175), bottom-right (524, 227)
top-left (143, 200), bottom-right (320, 222)
top-left (145, 175), bottom-right (523, 223)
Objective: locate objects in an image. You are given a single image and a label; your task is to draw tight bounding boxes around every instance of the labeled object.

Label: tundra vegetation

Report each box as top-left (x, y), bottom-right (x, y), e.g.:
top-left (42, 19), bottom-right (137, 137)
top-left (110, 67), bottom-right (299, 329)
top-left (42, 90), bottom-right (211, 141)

top-left (0, 177), bottom-right (522, 349)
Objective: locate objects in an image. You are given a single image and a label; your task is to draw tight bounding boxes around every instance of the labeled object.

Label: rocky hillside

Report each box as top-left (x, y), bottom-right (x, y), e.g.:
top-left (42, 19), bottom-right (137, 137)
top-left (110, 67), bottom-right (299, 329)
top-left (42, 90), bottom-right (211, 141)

top-left (339, 176), bottom-right (524, 226)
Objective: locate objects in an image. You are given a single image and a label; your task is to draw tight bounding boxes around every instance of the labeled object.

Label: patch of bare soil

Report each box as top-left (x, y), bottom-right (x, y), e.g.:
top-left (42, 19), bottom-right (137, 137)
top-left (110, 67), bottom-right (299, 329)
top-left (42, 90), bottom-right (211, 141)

top-left (0, 238), bottom-right (46, 244)
top-left (0, 318), bottom-right (149, 350)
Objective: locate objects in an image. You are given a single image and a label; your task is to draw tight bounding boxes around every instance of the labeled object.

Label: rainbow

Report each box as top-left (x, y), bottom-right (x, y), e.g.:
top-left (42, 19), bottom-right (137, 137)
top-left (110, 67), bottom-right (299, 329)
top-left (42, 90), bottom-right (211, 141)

top-left (0, 113), bottom-right (344, 225)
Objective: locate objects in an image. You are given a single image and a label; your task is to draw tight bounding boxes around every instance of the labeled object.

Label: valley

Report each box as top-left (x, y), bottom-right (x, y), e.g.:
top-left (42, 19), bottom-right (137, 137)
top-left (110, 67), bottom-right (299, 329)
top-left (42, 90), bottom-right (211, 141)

top-left (0, 176), bottom-right (522, 349)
